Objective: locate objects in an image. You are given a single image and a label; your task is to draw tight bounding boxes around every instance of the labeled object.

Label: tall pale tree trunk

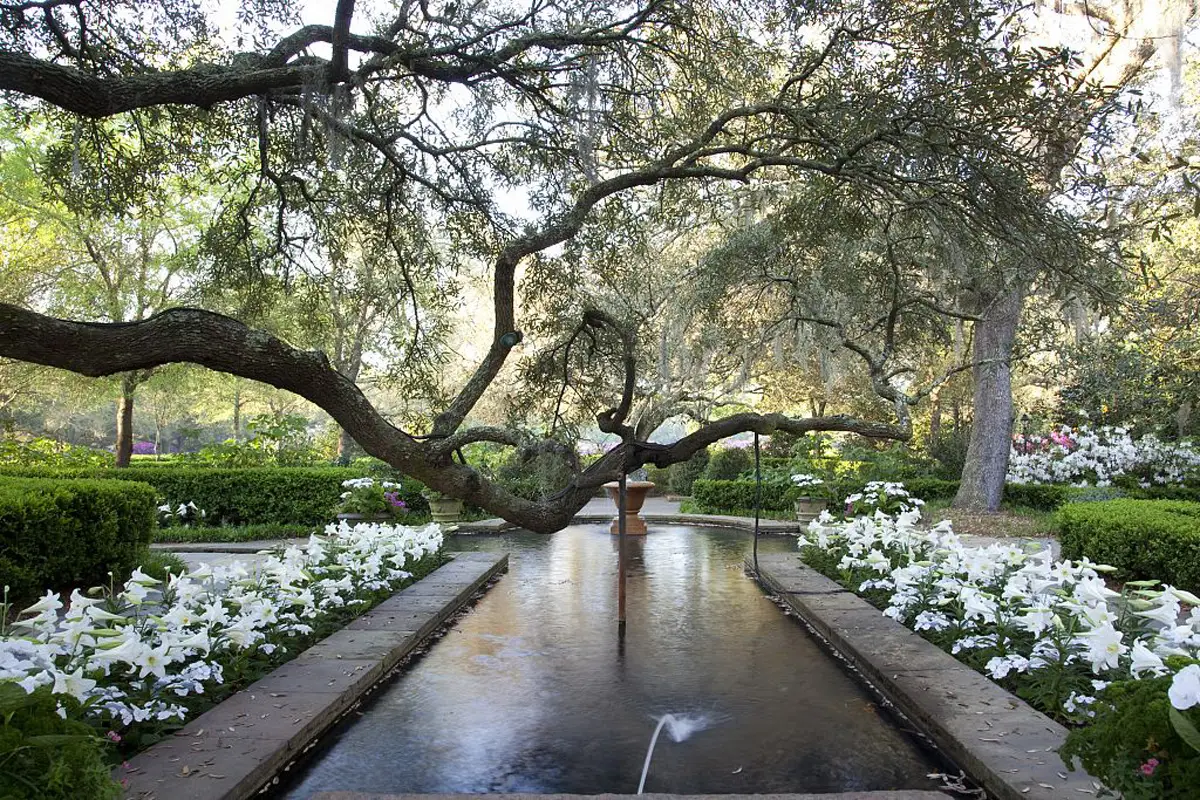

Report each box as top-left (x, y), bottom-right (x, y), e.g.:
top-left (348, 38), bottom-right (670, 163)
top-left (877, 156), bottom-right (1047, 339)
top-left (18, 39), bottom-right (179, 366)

top-left (950, 1), bottom-right (1185, 511)
top-left (115, 373), bottom-right (137, 468)
top-left (928, 384), bottom-right (943, 446)
top-left (954, 286), bottom-right (1025, 510)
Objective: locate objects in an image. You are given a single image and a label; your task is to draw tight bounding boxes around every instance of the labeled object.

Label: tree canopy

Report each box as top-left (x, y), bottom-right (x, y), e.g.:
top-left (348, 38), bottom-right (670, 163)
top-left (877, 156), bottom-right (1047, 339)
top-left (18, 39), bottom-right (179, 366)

top-left (0, 0), bottom-right (1148, 529)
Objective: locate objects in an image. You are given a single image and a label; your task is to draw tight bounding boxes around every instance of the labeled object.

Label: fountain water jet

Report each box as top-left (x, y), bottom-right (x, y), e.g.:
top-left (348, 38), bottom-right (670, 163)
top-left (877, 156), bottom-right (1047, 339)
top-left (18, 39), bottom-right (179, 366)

top-left (636, 712), bottom-right (714, 794)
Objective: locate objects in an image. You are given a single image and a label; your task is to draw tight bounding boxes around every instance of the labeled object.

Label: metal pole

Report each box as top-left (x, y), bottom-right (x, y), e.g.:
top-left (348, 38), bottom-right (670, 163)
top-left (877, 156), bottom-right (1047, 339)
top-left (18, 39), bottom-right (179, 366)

top-left (753, 432), bottom-right (761, 574)
top-left (618, 471), bottom-right (628, 632)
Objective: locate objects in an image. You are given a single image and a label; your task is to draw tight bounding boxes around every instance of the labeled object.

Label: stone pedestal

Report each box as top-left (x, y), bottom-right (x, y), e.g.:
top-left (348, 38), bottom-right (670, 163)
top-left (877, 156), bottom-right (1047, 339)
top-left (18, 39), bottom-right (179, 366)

top-left (793, 498), bottom-right (829, 524)
top-left (603, 480), bottom-right (655, 535)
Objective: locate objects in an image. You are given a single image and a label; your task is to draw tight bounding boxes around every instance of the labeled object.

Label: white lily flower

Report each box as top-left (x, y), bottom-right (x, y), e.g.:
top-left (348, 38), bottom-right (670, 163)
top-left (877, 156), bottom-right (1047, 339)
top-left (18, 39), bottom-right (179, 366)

top-left (1129, 639), bottom-right (1167, 677)
top-left (21, 591), bottom-right (62, 616)
top-left (1168, 664), bottom-right (1200, 710)
top-left (52, 667), bottom-right (98, 700)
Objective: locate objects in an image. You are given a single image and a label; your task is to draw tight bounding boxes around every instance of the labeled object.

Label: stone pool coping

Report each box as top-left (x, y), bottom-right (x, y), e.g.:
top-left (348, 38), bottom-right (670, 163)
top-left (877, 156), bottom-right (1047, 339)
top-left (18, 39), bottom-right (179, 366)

top-left (457, 512), bottom-right (805, 534)
top-left (313, 793), bottom-right (950, 799)
top-left (750, 552), bottom-right (1103, 800)
top-left (149, 513), bottom-right (804, 552)
top-left (120, 551), bottom-right (509, 800)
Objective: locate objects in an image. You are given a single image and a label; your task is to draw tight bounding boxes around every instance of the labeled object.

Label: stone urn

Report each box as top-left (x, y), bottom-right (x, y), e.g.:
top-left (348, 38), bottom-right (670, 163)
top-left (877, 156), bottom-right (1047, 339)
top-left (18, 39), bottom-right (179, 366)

top-left (603, 480), bottom-right (655, 535)
top-left (429, 497), bottom-right (465, 524)
top-left (793, 498), bottom-right (828, 524)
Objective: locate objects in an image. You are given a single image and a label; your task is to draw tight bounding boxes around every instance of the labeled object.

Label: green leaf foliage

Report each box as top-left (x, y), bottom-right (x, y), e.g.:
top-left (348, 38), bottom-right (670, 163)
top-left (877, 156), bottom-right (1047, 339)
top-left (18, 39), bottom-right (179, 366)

top-left (0, 467), bottom-right (429, 527)
top-left (1170, 707), bottom-right (1200, 755)
top-left (1057, 500), bottom-right (1200, 591)
top-left (0, 687), bottom-right (120, 800)
top-left (0, 477), bottom-right (155, 602)
top-left (1061, 675), bottom-right (1200, 799)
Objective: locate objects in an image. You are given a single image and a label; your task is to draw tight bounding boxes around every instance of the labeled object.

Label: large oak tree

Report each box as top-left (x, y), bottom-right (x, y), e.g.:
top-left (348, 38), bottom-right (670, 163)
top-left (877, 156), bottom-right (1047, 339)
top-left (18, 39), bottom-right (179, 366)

top-left (0, 0), bottom-right (1091, 530)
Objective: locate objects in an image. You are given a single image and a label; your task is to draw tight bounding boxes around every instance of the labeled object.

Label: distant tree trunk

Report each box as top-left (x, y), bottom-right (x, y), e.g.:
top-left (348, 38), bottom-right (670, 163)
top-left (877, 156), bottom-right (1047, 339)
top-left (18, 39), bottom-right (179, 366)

top-left (232, 382), bottom-right (242, 443)
top-left (928, 384), bottom-right (943, 446)
top-left (336, 428), bottom-right (355, 461)
top-left (115, 373), bottom-right (136, 467)
top-left (953, 286), bottom-right (1025, 511)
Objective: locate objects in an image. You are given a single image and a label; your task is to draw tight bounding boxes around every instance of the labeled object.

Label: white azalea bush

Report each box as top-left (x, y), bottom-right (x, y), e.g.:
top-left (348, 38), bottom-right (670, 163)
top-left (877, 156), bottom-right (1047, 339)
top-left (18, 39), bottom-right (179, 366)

top-left (1008, 425), bottom-right (1200, 487)
top-left (0, 520), bottom-right (443, 796)
top-left (799, 508), bottom-right (1200, 795)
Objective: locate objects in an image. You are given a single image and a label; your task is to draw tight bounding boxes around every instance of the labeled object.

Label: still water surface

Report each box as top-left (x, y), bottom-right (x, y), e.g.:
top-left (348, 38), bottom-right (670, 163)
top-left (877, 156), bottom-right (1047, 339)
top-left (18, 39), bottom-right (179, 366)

top-left (284, 525), bottom-right (942, 796)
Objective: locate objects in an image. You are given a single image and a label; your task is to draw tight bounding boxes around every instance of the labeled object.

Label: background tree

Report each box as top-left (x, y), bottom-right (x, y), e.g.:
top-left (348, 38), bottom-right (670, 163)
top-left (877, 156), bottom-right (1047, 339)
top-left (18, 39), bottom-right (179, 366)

top-left (951, 0), bottom-right (1197, 511)
top-left (0, 0), bottom-right (1109, 530)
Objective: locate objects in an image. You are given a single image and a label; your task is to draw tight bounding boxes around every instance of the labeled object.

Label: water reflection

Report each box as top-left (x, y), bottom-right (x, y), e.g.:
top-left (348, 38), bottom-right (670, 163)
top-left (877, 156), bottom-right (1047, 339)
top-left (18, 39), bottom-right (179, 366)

top-left (283, 526), bottom-right (940, 797)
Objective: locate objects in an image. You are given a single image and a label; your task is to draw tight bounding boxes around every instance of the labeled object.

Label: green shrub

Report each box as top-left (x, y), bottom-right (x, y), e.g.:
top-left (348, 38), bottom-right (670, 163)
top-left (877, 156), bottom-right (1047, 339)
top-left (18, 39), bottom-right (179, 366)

top-left (1130, 484), bottom-right (1200, 503)
top-left (0, 685), bottom-right (120, 800)
top-left (927, 427), bottom-right (971, 479)
top-left (644, 450), bottom-right (710, 496)
top-left (902, 478), bottom-right (960, 502)
top-left (0, 477), bottom-right (156, 602)
top-left (701, 447), bottom-right (754, 480)
top-left (835, 441), bottom-right (938, 481)
top-left (690, 478), bottom-right (792, 512)
top-left (1002, 483), bottom-right (1073, 510)
top-left (0, 434), bottom-right (112, 467)
top-left (0, 466), bottom-right (429, 526)
top-left (492, 448), bottom-right (577, 501)
top-left (152, 522), bottom-right (316, 543)
top-left (1061, 672), bottom-right (1200, 799)
top-left (1057, 500), bottom-right (1200, 591)
top-left (667, 450), bottom-right (709, 495)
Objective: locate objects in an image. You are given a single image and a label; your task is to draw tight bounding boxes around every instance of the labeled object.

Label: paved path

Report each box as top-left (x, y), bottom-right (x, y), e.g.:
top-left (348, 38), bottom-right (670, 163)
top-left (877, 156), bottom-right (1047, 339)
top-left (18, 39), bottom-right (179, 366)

top-left (958, 534), bottom-right (1060, 559)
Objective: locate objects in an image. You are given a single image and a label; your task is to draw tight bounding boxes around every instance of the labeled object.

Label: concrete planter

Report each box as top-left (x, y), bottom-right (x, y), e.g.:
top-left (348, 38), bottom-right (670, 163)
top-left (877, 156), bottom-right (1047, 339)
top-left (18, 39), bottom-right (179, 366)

top-left (429, 498), bottom-right (465, 523)
top-left (793, 498), bottom-right (828, 523)
top-left (603, 480), bottom-right (655, 535)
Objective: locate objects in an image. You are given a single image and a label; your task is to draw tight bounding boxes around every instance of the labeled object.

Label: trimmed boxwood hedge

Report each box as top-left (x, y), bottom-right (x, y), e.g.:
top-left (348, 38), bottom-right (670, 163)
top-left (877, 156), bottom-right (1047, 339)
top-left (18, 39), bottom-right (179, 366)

top-left (689, 476), bottom-right (961, 514)
top-left (0, 477), bottom-right (157, 602)
top-left (0, 467), bottom-right (430, 526)
top-left (1058, 500), bottom-right (1200, 591)
top-left (691, 478), bottom-right (793, 512)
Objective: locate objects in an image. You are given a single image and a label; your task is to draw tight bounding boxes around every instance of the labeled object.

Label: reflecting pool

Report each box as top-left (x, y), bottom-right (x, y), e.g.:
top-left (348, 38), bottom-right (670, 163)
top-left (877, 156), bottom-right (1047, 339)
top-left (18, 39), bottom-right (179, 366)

top-left (283, 525), bottom-right (943, 797)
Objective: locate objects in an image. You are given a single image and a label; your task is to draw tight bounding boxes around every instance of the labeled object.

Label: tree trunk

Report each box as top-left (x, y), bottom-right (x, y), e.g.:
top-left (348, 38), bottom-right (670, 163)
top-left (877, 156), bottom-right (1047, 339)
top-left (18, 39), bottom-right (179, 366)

top-left (336, 427), bottom-right (354, 461)
top-left (232, 382), bottom-right (242, 443)
top-left (115, 373), bottom-right (136, 468)
top-left (953, 286), bottom-right (1025, 511)
top-left (928, 384), bottom-right (943, 446)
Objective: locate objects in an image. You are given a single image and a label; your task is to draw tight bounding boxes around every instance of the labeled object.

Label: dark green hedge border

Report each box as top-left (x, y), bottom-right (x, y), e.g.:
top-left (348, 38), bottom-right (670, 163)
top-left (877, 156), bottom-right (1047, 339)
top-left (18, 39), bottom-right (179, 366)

top-left (0, 477), bottom-right (156, 602)
top-left (1058, 500), bottom-right (1200, 591)
top-left (0, 467), bottom-right (430, 526)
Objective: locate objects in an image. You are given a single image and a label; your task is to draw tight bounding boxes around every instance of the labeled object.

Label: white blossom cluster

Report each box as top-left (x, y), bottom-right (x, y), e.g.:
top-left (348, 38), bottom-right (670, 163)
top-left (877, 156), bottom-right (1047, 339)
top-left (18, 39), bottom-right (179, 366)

top-left (790, 473), bottom-right (825, 489)
top-left (1007, 426), bottom-right (1200, 487)
top-left (844, 481), bottom-right (925, 514)
top-left (0, 520), bottom-right (442, 731)
top-left (339, 476), bottom-right (402, 499)
top-left (800, 510), bottom-right (1200, 716)
top-left (157, 500), bottom-right (206, 526)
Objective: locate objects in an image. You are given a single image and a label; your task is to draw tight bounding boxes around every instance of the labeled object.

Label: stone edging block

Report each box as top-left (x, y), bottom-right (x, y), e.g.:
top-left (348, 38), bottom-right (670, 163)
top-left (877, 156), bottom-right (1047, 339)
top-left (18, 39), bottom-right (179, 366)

top-left (120, 551), bottom-right (508, 800)
top-left (313, 793), bottom-right (952, 800)
top-left (456, 513), bottom-right (805, 534)
top-left (751, 552), bottom-right (1101, 800)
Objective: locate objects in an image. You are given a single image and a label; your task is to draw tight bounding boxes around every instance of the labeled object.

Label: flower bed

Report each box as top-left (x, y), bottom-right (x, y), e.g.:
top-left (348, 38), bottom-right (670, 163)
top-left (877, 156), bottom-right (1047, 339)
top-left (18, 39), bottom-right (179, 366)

top-left (1008, 425), bottom-right (1200, 487)
top-left (798, 508), bottom-right (1200, 795)
top-left (0, 520), bottom-right (443, 797)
